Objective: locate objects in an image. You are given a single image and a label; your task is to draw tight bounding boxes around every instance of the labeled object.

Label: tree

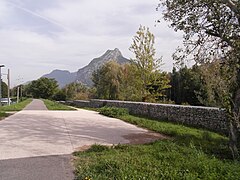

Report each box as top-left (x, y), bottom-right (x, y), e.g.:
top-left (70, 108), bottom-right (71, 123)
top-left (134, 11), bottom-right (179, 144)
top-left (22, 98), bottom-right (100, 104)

top-left (118, 63), bottom-right (142, 101)
top-left (146, 71), bottom-right (171, 102)
top-left (168, 66), bottom-right (202, 105)
top-left (92, 61), bottom-right (122, 100)
top-left (130, 25), bottom-right (167, 102)
top-left (53, 90), bottom-right (67, 101)
top-left (158, 0), bottom-right (240, 159)
top-left (63, 82), bottom-right (88, 100)
top-left (1, 82), bottom-right (8, 98)
top-left (27, 77), bottom-right (58, 99)
top-left (63, 82), bottom-right (92, 100)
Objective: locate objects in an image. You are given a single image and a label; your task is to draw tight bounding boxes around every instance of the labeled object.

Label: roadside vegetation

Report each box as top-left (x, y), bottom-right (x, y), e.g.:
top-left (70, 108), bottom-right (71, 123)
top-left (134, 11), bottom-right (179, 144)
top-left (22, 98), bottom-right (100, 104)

top-left (74, 107), bottom-right (240, 179)
top-left (0, 98), bottom-right (32, 112)
top-left (0, 98), bottom-right (32, 120)
top-left (43, 99), bottom-right (76, 111)
top-left (0, 111), bottom-right (10, 120)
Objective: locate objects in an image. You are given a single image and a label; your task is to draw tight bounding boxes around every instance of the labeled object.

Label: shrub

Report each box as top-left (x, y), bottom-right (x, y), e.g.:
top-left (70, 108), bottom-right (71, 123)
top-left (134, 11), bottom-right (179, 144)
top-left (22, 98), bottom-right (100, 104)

top-left (99, 106), bottom-right (129, 118)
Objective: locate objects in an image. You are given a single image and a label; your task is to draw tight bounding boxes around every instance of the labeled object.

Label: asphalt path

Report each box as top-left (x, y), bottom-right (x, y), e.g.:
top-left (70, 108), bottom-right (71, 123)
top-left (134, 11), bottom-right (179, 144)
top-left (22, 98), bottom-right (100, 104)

top-left (0, 99), bottom-right (160, 180)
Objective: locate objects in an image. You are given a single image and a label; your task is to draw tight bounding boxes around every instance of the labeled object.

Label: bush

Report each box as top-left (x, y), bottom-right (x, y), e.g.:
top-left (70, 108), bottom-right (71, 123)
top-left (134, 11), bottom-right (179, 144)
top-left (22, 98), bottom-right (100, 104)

top-left (53, 90), bottom-right (67, 101)
top-left (99, 106), bottom-right (129, 118)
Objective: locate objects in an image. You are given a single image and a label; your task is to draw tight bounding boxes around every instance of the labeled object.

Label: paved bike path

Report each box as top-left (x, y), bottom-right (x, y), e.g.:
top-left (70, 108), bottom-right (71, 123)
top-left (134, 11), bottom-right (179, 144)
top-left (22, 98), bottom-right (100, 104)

top-left (0, 99), bottom-right (160, 179)
top-left (23, 99), bottom-right (48, 110)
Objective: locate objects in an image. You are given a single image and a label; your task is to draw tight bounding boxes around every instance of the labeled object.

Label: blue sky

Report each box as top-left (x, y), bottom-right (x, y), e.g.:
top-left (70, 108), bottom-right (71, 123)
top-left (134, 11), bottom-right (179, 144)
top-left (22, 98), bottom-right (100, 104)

top-left (0, 0), bottom-right (183, 86)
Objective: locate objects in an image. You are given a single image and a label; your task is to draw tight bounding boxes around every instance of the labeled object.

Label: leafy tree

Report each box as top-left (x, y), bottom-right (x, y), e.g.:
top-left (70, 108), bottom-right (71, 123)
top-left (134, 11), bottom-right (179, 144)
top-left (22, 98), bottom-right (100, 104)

top-left (22, 83), bottom-right (32, 98)
top-left (53, 90), bottom-right (67, 101)
top-left (1, 82), bottom-right (8, 98)
top-left (168, 66), bottom-right (202, 105)
top-left (92, 61), bottom-right (122, 100)
top-left (92, 59), bottom-right (170, 102)
top-left (158, 0), bottom-right (240, 159)
top-left (118, 63), bottom-right (142, 101)
top-left (130, 25), bottom-right (167, 101)
top-left (146, 71), bottom-right (171, 102)
top-left (63, 82), bottom-right (90, 100)
top-left (27, 77), bottom-right (58, 99)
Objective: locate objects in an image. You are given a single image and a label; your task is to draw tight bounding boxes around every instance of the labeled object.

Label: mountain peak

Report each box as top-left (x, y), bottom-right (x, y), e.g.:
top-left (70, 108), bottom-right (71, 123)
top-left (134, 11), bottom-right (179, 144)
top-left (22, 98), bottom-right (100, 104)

top-left (77, 48), bottom-right (129, 86)
top-left (102, 48), bottom-right (123, 60)
top-left (113, 48), bottom-right (121, 52)
top-left (102, 48), bottom-right (122, 59)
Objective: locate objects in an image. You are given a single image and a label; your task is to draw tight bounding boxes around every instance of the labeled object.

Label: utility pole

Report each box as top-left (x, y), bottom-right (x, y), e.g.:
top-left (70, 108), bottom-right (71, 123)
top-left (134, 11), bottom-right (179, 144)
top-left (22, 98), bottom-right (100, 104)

top-left (0, 65), bottom-right (5, 106)
top-left (20, 85), bottom-right (23, 101)
top-left (7, 69), bottom-right (10, 106)
top-left (17, 86), bottom-right (20, 104)
top-left (15, 77), bottom-right (23, 104)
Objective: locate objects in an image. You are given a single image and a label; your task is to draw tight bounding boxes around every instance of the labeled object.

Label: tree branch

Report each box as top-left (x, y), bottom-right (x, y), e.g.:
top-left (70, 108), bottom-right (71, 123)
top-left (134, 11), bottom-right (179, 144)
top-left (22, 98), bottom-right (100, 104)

top-left (223, 0), bottom-right (238, 12)
top-left (221, 0), bottom-right (240, 23)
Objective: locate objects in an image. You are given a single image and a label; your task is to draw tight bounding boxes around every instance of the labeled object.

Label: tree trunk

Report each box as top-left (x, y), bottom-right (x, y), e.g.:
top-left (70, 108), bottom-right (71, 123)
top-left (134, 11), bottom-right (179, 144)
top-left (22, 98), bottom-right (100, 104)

top-left (229, 119), bottom-right (239, 160)
top-left (229, 88), bottom-right (240, 160)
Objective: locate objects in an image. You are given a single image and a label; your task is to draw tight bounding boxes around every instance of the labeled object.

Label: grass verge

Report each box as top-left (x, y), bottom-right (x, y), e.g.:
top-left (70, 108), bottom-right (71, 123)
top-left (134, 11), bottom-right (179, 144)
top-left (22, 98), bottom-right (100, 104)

top-left (0, 98), bottom-right (32, 112)
top-left (43, 99), bottom-right (76, 110)
top-left (0, 111), bottom-right (10, 120)
top-left (74, 108), bottom-right (240, 179)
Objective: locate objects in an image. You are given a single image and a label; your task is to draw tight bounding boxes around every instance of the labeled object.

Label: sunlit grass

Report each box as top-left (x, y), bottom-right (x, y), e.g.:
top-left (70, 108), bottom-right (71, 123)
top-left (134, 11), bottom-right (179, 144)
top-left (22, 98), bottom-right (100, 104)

top-left (0, 98), bottom-right (32, 111)
top-left (74, 108), bottom-right (239, 179)
top-left (43, 99), bottom-right (76, 110)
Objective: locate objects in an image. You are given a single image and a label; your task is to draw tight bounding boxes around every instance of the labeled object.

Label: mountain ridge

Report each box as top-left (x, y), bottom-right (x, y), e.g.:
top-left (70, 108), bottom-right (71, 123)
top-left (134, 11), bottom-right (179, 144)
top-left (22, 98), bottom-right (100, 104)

top-left (42, 69), bottom-right (77, 88)
top-left (41, 48), bottom-right (129, 87)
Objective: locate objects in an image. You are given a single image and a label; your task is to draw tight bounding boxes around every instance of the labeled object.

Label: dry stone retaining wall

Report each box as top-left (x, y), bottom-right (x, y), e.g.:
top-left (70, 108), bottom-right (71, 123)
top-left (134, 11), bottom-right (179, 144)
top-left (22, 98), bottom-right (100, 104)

top-left (72, 99), bottom-right (228, 135)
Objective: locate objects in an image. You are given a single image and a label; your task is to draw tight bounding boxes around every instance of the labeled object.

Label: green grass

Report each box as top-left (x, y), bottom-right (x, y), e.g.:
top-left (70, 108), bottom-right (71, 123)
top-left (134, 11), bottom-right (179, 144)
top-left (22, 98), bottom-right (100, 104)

top-left (43, 99), bottom-right (76, 110)
top-left (119, 115), bottom-right (230, 159)
top-left (99, 106), bottom-right (129, 118)
top-left (0, 111), bottom-right (10, 120)
top-left (74, 110), bottom-right (240, 179)
top-left (0, 99), bottom-right (32, 111)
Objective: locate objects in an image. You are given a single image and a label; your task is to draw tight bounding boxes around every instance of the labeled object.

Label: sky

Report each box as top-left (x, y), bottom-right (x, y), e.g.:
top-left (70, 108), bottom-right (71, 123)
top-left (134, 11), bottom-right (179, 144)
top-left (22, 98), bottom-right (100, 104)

top-left (0, 0), bottom-right (183, 87)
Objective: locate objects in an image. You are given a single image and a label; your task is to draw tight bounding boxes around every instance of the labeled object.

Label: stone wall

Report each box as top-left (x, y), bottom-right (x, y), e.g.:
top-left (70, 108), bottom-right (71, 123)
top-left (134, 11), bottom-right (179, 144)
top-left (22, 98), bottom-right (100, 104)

top-left (72, 99), bottom-right (228, 135)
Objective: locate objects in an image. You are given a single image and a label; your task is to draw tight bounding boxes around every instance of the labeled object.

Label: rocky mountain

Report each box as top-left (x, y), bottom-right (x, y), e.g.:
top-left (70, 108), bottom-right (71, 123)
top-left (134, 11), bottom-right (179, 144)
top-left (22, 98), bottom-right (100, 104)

top-left (76, 48), bottom-right (129, 86)
top-left (42, 70), bottom-right (77, 88)
top-left (42, 48), bottom-right (129, 87)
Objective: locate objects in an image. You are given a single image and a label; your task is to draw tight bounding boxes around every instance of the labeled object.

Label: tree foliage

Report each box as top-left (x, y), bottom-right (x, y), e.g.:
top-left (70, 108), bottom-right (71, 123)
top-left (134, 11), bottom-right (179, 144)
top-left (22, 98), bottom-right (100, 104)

top-left (168, 66), bottom-right (202, 105)
top-left (1, 82), bottom-right (8, 98)
top-left (158, 0), bottom-right (240, 159)
top-left (158, 0), bottom-right (240, 63)
top-left (27, 77), bottom-right (58, 99)
top-left (92, 61), bottom-right (123, 100)
top-left (63, 82), bottom-right (93, 100)
top-left (53, 89), bottom-right (67, 101)
top-left (130, 25), bottom-right (169, 101)
top-left (118, 63), bottom-right (142, 101)
top-left (92, 60), bottom-right (170, 103)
